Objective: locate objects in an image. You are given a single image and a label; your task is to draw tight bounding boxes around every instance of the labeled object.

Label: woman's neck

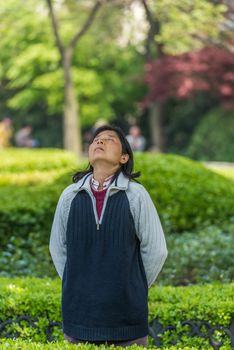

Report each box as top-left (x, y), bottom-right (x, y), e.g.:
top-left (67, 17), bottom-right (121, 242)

top-left (92, 164), bottom-right (119, 189)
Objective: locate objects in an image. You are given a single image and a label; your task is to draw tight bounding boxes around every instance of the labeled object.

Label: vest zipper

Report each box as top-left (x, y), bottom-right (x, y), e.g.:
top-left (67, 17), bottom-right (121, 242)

top-left (82, 187), bottom-right (120, 231)
top-left (98, 187), bottom-right (113, 228)
top-left (82, 189), bottom-right (107, 231)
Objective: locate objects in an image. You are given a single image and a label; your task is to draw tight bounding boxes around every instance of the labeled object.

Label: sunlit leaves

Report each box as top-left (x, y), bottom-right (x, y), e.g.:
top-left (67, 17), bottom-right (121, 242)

top-left (0, 0), bottom-right (144, 127)
top-left (149, 0), bottom-right (227, 54)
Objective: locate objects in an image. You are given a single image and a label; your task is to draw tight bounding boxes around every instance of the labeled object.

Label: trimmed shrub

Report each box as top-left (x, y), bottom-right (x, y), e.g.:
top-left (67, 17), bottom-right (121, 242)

top-left (0, 278), bottom-right (233, 349)
top-left (1, 149), bottom-right (234, 282)
top-left (0, 340), bottom-right (83, 350)
top-left (0, 339), bottom-right (204, 350)
top-left (135, 153), bottom-right (234, 232)
top-left (0, 148), bottom-right (78, 173)
top-left (1, 149), bottom-right (233, 241)
top-left (0, 149), bottom-right (79, 250)
top-left (187, 108), bottom-right (234, 162)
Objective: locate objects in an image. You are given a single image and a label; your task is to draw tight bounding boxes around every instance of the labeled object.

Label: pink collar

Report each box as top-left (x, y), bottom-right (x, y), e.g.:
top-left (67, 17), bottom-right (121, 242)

top-left (90, 174), bottom-right (114, 191)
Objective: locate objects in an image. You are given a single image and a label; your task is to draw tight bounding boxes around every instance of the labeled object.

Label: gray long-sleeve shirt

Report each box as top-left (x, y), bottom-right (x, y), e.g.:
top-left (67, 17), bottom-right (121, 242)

top-left (49, 172), bottom-right (168, 287)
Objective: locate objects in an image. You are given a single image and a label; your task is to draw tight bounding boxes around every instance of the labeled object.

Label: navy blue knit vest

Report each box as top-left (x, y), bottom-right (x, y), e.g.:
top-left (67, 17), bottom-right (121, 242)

top-left (62, 189), bottom-right (148, 341)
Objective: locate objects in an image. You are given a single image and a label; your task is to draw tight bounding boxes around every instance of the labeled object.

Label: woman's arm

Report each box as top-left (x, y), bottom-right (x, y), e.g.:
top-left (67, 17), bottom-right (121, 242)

top-left (49, 192), bottom-right (67, 279)
top-left (127, 183), bottom-right (168, 287)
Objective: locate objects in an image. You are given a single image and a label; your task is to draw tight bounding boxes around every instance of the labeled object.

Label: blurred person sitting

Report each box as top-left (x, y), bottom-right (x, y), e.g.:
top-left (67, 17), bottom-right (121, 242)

top-left (126, 125), bottom-right (146, 152)
top-left (0, 117), bottom-right (13, 149)
top-left (15, 125), bottom-right (39, 148)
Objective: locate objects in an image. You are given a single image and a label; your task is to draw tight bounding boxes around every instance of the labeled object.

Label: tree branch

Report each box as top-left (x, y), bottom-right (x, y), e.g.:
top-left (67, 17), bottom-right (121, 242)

top-left (192, 32), bottom-right (234, 53)
top-left (140, 0), bottom-right (155, 28)
top-left (140, 0), bottom-right (161, 61)
top-left (68, 0), bottom-right (103, 50)
top-left (46, 0), bottom-right (64, 57)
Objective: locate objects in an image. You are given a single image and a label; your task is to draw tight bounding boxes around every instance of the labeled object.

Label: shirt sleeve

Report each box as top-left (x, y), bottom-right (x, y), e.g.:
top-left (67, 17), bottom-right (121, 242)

top-left (49, 191), bottom-right (67, 279)
top-left (128, 184), bottom-right (168, 288)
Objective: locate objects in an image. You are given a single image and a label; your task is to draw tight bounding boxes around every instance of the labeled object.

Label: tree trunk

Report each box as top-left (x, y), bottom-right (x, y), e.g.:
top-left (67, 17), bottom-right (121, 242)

top-left (63, 49), bottom-right (82, 157)
top-left (140, 0), bottom-right (166, 152)
top-left (149, 101), bottom-right (166, 152)
top-left (46, 0), bottom-right (105, 158)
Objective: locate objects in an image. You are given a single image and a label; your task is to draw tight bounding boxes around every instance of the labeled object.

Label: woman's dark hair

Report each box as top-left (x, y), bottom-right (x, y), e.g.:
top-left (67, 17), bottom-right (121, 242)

top-left (72, 124), bottom-right (141, 183)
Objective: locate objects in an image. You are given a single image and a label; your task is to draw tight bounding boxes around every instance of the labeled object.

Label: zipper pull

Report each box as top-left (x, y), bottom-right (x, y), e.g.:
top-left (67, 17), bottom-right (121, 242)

top-left (97, 223), bottom-right (100, 230)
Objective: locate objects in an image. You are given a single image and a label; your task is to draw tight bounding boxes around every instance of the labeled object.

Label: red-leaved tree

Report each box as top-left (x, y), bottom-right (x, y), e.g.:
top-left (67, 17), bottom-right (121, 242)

top-left (143, 46), bottom-right (234, 110)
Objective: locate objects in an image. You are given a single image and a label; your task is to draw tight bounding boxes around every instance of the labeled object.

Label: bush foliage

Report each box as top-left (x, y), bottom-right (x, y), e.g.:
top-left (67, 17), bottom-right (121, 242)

top-left (0, 278), bottom-right (233, 349)
top-left (0, 339), bottom-right (209, 350)
top-left (0, 149), bottom-right (233, 284)
top-left (1, 149), bottom-right (233, 239)
top-left (158, 222), bottom-right (234, 285)
top-left (1, 222), bottom-right (233, 285)
top-left (135, 153), bottom-right (234, 233)
top-left (187, 108), bottom-right (234, 162)
top-left (0, 149), bottom-right (78, 248)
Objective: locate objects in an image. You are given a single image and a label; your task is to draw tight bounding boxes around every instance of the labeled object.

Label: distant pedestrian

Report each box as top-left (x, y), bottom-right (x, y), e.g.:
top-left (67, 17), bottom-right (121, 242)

top-left (15, 125), bottom-right (39, 148)
top-left (126, 125), bottom-right (146, 152)
top-left (0, 118), bottom-right (13, 149)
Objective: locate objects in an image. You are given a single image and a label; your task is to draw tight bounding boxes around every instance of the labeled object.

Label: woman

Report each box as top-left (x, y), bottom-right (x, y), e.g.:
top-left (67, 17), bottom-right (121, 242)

top-left (49, 125), bottom-right (168, 347)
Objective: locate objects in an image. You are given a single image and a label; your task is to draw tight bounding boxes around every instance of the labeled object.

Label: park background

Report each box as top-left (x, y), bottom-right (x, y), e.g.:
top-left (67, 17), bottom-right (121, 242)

top-left (0, 0), bottom-right (234, 349)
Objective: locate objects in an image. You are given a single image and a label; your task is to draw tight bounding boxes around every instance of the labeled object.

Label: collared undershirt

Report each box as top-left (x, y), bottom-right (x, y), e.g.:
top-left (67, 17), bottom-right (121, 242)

top-left (90, 174), bottom-right (114, 219)
top-left (90, 174), bottom-right (114, 191)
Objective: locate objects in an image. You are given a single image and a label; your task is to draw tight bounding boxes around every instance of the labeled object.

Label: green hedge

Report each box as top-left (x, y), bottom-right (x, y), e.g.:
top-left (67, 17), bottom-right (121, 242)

top-left (187, 108), bottom-right (234, 162)
top-left (0, 149), bottom-right (234, 282)
top-left (0, 278), bottom-right (233, 349)
top-left (0, 148), bottom-right (78, 173)
top-left (135, 153), bottom-right (234, 233)
top-left (0, 339), bottom-right (214, 350)
top-left (0, 149), bottom-right (79, 250)
top-left (1, 149), bottom-right (233, 242)
top-left (0, 339), bottom-right (204, 350)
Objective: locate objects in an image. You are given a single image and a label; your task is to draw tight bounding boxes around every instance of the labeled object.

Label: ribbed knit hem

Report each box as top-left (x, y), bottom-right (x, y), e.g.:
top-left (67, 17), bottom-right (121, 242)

top-left (62, 322), bottom-right (149, 341)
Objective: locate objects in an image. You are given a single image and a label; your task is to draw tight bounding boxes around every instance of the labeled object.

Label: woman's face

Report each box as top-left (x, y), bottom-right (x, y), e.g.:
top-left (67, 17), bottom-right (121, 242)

top-left (88, 130), bottom-right (129, 168)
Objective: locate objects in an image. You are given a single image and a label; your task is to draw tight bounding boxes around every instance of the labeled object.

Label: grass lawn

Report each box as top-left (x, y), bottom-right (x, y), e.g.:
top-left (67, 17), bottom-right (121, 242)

top-left (203, 161), bottom-right (234, 181)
